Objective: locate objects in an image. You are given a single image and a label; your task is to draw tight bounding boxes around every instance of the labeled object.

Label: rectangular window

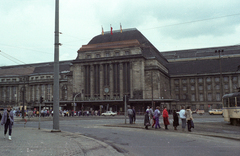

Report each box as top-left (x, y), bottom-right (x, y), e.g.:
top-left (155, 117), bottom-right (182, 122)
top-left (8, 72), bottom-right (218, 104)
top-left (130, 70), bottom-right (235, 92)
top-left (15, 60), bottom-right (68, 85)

top-left (233, 76), bottom-right (238, 82)
top-left (123, 62), bottom-right (130, 94)
top-left (224, 76), bottom-right (229, 82)
top-left (207, 93), bottom-right (212, 101)
top-left (216, 93), bottom-right (221, 101)
top-left (183, 86), bottom-right (187, 91)
top-left (199, 85), bottom-right (203, 91)
top-left (125, 51), bottom-right (130, 55)
top-left (207, 84), bottom-right (211, 90)
top-left (182, 94), bottom-right (187, 100)
top-left (94, 65), bottom-right (100, 95)
top-left (182, 79), bottom-right (187, 84)
top-left (199, 94), bottom-right (204, 101)
top-left (105, 53), bottom-right (109, 57)
top-left (47, 84), bottom-right (51, 101)
top-left (176, 94), bottom-right (179, 100)
top-left (224, 84), bottom-right (229, 90)
top-left (215, 84), bottom-right (220, 90)
top-left (191, 85), bottom-right (195, 91)
top-left (198, 78), bottom-right (203, 83)
top-left (215, 77), bottom-right (220, 82)
top-left (190, 78), bottom-right (195, 83)
top-left (174, 79), bottom-right (179, 84)
top-left (113, 63), bottom-right (120, 94)
top-left (237, 97), bottom-right (240, 107)
top-left (115, 52), bottom-right (119, 56)
top-left (223, 98), bottom-right (228, 107)
top-left (103, 64), bottom-right (110, 86)
top-left (206, 77), bottom-right (211, 82)
top-left (191, 94), bottom-right (195, 101)
top-left (84, 65), bottom-right (91, 97)
top-left (175, 86), bottom-right (179, 92)
top-left (96, 54), bottom-right (100, 58)
top-left (229, 97), bottom-right (235, 107)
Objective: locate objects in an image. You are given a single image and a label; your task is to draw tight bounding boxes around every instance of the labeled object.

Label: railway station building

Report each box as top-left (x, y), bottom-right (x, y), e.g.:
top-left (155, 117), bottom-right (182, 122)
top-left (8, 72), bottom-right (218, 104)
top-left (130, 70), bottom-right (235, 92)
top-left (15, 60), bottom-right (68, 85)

top-left (0, 28), bottom-right (240, 113)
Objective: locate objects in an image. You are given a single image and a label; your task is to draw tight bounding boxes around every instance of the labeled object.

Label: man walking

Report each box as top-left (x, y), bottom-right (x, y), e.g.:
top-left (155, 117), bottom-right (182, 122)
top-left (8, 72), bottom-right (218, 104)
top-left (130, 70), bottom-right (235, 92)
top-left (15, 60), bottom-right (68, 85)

top-left (1, 105), bottom-right (14, 141)
top-left (149, 106), bottom-right (154, 126)
top-left (179, 106), bottom-right (186, 131)
top-left (127, 106), bottom-right (133, 124)
top-left (132, 107), bottom-right (136, 124)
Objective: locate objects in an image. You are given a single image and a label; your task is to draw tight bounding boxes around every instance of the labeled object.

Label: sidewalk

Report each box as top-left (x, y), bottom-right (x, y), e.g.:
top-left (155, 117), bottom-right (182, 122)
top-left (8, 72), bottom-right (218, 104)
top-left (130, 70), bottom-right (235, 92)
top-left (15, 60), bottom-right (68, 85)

top-left (0, 127), bottom-right (124, 156)
top-left (104, 122), bottom-right (240, 141)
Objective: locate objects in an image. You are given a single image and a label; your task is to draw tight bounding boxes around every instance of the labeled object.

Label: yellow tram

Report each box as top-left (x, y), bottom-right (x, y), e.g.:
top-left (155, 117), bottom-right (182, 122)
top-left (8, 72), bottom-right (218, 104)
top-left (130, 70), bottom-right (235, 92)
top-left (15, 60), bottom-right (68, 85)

top-left (222, 90), bottom-right (240, 126)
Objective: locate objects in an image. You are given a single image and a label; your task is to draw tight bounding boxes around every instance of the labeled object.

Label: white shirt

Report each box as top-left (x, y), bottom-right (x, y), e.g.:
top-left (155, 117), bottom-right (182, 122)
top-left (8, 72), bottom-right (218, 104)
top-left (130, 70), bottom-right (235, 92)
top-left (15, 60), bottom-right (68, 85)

top-left (179, 109), bottom-right (186, 119)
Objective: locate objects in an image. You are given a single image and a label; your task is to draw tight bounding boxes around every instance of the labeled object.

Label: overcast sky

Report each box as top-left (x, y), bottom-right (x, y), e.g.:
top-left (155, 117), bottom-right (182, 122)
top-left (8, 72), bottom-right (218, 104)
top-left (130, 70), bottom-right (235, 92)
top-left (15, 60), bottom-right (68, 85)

top-left (1, 0), bottom-right (240, 66)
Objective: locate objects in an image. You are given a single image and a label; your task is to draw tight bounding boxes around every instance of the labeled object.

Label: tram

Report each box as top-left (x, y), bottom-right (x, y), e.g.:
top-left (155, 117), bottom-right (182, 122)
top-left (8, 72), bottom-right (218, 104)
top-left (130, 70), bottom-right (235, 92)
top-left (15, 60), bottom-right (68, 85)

top-left (222, 89), bottom-right (240, 126)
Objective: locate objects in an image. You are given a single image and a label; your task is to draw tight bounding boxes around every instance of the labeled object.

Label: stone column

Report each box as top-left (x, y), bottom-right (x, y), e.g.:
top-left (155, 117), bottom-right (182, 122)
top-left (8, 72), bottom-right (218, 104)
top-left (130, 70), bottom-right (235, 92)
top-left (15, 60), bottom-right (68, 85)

top-left (229, 75), bottom-right (233, 93)
top-left (90, 65), bottom-right (94, 98)
top-left (109, 64), bottom-right (113, 99)
top-left (100, 64), bottom-right (104, 99)
top-left (130, 62), bottom-right (133, 98)
top-left (119, 63), bottom-right (123, 98)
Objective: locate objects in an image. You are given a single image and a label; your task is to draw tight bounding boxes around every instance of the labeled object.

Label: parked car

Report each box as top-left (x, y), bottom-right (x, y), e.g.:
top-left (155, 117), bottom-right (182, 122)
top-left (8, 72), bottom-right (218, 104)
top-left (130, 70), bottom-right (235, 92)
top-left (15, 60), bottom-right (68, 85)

top-left (209, 109), bottom-right (223, 115)
top-left (101, 111), bottom-right (117, 116)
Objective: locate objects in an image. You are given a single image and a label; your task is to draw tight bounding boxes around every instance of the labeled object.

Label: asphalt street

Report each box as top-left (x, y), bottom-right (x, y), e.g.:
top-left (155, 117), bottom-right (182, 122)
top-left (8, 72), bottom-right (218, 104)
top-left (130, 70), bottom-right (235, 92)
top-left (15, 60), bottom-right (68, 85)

top-left (13, 114), bottom-right (240, 156)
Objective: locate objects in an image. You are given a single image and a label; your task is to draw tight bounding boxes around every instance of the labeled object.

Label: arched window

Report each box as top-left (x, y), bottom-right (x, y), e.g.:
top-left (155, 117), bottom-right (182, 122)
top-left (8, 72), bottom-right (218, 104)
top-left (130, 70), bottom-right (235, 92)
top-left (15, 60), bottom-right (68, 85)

top-left (62, 85), bottom-right (68, 100)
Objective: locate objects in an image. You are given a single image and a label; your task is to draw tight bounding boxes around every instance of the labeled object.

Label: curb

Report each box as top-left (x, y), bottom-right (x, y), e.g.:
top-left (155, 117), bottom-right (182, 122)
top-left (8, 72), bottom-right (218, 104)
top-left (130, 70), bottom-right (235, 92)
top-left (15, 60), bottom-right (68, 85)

top-left (103, 124), bottom-right (240, 141)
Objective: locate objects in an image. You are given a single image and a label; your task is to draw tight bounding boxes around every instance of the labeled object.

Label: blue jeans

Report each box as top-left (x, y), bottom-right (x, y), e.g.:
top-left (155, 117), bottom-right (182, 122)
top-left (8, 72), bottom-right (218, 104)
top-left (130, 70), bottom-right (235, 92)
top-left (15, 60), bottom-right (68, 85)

top-left (181, 119), bottom-right (186, 129)
top-left (155, 117), bottom-right (161, 128)
top-left (4, 122), bottom-right (12, 136)
top-left (129, 115), bottom-right (133, 124)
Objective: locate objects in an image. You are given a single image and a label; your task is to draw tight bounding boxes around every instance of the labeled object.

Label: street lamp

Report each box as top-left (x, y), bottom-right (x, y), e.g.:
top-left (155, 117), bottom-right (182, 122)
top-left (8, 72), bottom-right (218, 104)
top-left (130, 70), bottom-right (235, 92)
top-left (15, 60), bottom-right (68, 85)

top-left (215, 49), bottom-right (224, 98)
top-left (21, 86), bottom-right (25, 119)
top-left (73, 93), bottom-right (81, 112)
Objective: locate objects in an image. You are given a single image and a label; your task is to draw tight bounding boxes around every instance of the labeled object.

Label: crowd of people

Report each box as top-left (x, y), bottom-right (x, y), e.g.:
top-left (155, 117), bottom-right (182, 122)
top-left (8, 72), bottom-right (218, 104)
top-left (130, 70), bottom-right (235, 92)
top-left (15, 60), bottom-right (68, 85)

top-left (144, 106), bottom-right (194, 132)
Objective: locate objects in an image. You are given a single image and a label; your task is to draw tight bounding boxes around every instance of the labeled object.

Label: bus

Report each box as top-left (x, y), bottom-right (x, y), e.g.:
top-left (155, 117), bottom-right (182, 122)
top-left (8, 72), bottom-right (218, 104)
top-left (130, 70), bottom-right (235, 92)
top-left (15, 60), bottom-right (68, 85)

top-left (222, 90), bottom-right (240, 126)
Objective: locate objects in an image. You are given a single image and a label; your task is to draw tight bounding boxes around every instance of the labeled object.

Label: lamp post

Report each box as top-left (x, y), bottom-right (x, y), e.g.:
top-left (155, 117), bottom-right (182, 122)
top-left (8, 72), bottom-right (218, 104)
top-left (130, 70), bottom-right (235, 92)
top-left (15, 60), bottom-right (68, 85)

top-left (73, 93), bottom-right (81, 112)
top-left (52, 0), bottom-right (61, 132)
top-left (21, 86), bottom-right (25, 119)
top-left (215, 49), bottom-right (224, 98)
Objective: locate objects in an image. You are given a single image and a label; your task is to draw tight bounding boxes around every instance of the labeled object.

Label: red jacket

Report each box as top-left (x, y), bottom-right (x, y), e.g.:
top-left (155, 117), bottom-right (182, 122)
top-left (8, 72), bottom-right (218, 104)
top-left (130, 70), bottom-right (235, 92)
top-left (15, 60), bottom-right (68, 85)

top-left (162, 109), bottom-right (169, 118)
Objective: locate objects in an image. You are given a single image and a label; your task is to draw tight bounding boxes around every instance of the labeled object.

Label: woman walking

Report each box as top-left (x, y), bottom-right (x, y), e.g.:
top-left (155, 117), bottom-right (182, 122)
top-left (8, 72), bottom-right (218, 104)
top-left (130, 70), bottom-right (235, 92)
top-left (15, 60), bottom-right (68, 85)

top-left (154, 106), bottom-right (161, 129)
top-left (144, 110), bottom-right (150, 129)
top-left (162, 107), bottom-right (170, 130)
top-left (185, 106), bottom-right (193, 132)
top-left (173, 110), bottom-right (179, 130)
top-left (1, 105), bottom-right (14, 141)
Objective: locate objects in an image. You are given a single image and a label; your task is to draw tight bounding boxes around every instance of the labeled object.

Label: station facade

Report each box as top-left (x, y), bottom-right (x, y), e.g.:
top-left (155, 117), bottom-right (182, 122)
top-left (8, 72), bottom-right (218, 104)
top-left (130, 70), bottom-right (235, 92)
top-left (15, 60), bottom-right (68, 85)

top-left (0, 28), bottom-right (240, 112)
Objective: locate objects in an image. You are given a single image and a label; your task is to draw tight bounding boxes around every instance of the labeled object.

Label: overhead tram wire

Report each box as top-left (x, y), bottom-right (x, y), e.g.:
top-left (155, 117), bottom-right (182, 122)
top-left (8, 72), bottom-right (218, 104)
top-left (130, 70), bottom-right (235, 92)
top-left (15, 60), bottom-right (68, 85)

top-left (0, 50), bottom-right (26, 64)
top-left (140, 12), bottom-right (240, 31)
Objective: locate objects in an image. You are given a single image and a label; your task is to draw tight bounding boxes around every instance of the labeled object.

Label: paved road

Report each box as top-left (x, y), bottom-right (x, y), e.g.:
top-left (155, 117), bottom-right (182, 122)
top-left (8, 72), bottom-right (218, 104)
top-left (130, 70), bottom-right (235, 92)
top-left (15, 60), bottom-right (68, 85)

top-left (14, 115), bottom-right (240, 156)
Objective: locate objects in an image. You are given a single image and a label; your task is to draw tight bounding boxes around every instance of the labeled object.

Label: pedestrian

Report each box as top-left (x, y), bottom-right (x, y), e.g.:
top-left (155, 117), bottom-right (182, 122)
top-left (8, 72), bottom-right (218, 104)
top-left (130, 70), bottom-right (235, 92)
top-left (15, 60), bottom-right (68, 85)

top-left (162, 107), bottom-right (170, 130)
top-left (1, 105), bottom-right (14, 141)
top-left (152, 115), bottom-right (156, 128)
top-left (179, 106), bottom-right (186, 131)
top-left (144, 110), bottom-right (150, 129)
top-left (132, 107), bottom-right (136, 124)
top-left (173, 110), bottom-right (179, 130)
top-left (154, 106), bottom-right (161, 129)
top-left (127, 106), bottom-right (133, 124)
top-left (185, 106), bottom-right (193, 132)
top-left (149, 106), bottom-right (154, 126)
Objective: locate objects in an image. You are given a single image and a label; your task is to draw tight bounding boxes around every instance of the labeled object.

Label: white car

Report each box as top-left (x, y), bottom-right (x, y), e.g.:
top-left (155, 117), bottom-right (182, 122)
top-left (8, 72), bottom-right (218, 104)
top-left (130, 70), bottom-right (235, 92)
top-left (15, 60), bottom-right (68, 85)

top-left (101, 111), bottom-right (117, 116)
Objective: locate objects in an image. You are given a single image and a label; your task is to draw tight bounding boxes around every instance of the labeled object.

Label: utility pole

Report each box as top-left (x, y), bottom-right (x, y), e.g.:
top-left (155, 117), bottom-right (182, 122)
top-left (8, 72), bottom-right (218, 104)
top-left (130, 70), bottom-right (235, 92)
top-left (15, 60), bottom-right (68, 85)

top-left (52, 0), bottom-right (61, 132)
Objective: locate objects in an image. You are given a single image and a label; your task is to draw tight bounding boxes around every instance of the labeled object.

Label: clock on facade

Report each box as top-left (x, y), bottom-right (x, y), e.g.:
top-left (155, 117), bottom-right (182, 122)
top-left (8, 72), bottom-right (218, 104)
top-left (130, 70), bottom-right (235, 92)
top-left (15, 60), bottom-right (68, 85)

top-left (104, 87), bottom-right (109, 93)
